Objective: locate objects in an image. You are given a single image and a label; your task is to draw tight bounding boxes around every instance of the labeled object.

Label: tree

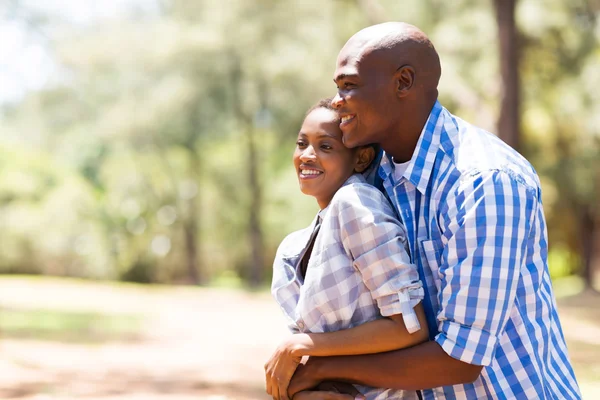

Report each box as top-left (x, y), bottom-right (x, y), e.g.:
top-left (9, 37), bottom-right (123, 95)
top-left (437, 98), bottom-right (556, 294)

top-left (493, 0), bottom-right (521, 150)
top-left (519, 0), bottom-right (600, 289)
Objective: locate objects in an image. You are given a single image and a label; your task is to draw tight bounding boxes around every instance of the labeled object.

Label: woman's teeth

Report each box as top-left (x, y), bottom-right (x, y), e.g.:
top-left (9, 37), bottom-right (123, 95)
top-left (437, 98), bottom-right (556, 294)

top-left (301, 169), bottom-right (322, 175)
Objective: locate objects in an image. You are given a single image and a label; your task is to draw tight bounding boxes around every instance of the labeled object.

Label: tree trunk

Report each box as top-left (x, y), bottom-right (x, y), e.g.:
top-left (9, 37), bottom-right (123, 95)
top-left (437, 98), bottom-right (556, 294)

top-left (246, 125), bottom-right (264, 287)
top-left (230, 51), bottom-right (265, 288)
top-left (592, 218), bottom-right (600, 291)
top-left (579, 208), bottom-right (599, 291)
top-left (182, 149), bottom-right (203, 285)
top-left (180, 101), bottom-right (204, 286)
top-left (183, 210), bottom-right (201, 285)
top-left (493, 0), bottom-right (521, 151)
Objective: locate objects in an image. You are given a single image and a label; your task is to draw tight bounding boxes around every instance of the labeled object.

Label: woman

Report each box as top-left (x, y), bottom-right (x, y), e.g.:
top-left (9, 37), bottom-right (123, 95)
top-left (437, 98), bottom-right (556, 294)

top-left (266, 98), bottom-right (428, 400)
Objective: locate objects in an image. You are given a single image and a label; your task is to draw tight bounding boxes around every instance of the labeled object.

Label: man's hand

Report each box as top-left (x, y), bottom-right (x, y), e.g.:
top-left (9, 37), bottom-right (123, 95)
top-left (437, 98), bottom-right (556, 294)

top-left (265, 338), bottom-right (303, 400)
top-left (292, 391), bottom-right (354, 400)
top-left (316, 381), bottom-right (364, 398)
top-left (292, 382), bottom-right (364, 400)
top-left (292, 391), bottom-right (355, 400)
top-left (288, 357), bottom-right (325, 398)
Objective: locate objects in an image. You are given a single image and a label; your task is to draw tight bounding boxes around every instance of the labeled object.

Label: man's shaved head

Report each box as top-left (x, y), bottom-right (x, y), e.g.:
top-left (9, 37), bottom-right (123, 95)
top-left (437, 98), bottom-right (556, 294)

top-left (340, 22), bottom-right (441, 97)
top-left (332, 22), bottom-right (441, 161)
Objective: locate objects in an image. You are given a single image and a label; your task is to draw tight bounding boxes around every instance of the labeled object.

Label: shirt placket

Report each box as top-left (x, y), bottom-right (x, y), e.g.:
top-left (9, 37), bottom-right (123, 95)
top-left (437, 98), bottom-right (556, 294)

top-left (389, 177), bottom-right (438, 343)
top-left (293, 216), bottom-right (322, 332)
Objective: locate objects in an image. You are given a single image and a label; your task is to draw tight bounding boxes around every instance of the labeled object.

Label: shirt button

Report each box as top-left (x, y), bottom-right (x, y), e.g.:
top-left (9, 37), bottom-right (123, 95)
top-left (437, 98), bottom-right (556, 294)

top-left (298, 321), bottom-right (305, 330)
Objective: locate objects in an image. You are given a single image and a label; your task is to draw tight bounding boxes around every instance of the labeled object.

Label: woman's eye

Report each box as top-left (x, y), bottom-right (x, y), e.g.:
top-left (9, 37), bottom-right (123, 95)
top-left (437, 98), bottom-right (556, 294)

top-left (321, 144), bottom-right (332, 150)
top-left (296, 141), bottom-right (306, 147)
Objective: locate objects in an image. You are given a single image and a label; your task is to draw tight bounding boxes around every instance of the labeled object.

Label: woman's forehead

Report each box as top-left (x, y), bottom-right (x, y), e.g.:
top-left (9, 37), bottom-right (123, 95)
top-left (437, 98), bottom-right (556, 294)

top-left (301, 108), bottom-right (342, 138)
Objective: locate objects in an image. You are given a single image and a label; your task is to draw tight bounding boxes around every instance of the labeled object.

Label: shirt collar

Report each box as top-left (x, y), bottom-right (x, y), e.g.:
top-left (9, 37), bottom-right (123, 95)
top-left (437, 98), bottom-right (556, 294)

top-left (379, 100), bottom-right (445, 194)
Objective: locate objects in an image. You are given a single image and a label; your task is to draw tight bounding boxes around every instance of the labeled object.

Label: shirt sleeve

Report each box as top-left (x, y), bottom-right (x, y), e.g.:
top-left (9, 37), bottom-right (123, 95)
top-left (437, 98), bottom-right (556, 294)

top-left (332, 183), bottom-right (424, 333)
top-left (434, 169), bottom-right (538, 366)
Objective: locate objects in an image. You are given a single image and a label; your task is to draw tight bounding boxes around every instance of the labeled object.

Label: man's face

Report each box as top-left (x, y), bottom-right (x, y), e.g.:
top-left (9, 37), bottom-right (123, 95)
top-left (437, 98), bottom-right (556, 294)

top-left (332, 48), bottom-right (400, 149)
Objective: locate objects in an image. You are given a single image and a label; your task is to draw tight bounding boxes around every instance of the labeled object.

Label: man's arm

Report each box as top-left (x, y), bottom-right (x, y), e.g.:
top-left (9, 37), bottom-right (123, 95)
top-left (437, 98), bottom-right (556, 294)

top-left (266, 309), bottom-right (427, 400)
top-left (274, 306), bottom-right (427, 361)
top-left (288, 341), bottom-right (482, 396)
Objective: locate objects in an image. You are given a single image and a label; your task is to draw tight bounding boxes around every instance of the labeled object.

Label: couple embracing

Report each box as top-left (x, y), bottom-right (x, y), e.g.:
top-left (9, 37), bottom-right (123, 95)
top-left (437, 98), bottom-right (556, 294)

top-left (265, 22), bottom-right (581, 400)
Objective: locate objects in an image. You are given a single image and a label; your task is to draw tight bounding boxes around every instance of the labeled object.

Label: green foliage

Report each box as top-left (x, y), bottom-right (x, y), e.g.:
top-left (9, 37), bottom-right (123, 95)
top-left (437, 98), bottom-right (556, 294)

top-left (0, 0), bottom-right (598, 284)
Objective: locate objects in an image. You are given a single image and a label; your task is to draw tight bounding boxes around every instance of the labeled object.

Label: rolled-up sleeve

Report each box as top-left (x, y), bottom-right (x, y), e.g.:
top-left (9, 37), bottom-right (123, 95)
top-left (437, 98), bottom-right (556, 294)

top-left (333, 184), bottom-right (424, 333)
top-left (435, 170), bottom-right (537, 366)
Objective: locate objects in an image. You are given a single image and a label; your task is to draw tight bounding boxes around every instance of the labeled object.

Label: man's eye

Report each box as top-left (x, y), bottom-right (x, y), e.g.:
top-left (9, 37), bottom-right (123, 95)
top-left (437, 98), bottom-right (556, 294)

top-left (344, 82), bottom-right (355, 88)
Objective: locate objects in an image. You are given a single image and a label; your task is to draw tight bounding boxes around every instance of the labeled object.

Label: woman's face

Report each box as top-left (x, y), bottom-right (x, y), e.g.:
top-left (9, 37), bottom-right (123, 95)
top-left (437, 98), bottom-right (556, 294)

top-left (293, 107), bottom-right (358, 209)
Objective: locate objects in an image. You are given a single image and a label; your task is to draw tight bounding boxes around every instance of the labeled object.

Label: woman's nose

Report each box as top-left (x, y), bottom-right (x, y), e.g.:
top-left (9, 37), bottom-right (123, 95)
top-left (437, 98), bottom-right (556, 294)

top-left (300, 146), bottom-right (316, 161)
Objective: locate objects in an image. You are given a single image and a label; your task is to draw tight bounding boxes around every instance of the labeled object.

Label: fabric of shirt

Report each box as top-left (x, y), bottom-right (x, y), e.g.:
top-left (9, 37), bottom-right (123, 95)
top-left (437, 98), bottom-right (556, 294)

top-left (272, 173), bottom-right (424, 400)
top-left (378, 101), bottom-right (581, 399)
top-left (393, 159), bottom-right (411, 183)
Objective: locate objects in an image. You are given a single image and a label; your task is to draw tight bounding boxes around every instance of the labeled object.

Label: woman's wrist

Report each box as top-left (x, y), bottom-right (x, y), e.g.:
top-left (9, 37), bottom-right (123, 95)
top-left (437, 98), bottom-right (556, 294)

top-left (287, 333), bottom-right (313, 357)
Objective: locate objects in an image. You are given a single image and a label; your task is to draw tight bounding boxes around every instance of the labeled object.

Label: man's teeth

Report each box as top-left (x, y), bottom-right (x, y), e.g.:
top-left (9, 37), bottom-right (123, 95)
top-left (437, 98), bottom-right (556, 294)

top-left (341, 115), bottom-right (354, 123)
top-left (301, 169), bottom-right (322, 175)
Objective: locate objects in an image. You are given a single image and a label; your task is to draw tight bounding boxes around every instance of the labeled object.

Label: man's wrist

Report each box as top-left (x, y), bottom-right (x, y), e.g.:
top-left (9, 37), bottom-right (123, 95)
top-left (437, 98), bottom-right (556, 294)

top-left (288, 356), bottom-right (329, 397)
top-left (304, 356), bottom-right (331, 381)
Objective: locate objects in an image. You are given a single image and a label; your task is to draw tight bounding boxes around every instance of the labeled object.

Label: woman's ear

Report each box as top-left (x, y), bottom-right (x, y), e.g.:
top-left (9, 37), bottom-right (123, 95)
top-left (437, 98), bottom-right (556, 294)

top-left (354, 146), bottom-right (376, 173)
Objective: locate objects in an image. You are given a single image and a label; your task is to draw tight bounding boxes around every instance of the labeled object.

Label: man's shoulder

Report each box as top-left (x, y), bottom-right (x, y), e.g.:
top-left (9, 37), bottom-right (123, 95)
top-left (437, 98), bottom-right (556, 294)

top-left (441, 110), bottom-right (540, 192)
top-left (331, 175), bottom-right (391, 212)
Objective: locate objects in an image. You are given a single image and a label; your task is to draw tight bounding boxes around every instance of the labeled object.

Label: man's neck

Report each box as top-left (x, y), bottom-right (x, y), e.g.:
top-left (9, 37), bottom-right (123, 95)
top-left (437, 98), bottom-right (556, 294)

top-left (384, 97), bottom-right (437, 162)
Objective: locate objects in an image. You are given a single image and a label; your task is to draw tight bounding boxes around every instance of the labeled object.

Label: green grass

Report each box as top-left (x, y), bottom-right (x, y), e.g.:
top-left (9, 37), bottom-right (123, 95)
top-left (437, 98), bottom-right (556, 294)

top-left (0, 307), bottom-right (144, 343)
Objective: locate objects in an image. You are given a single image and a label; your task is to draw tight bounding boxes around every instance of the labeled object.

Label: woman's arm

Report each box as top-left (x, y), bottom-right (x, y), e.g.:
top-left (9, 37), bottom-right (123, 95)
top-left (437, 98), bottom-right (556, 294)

top-left (286, 303), bottom-right (428, 358)
top-left (265, 305), bottom-right (428, 400)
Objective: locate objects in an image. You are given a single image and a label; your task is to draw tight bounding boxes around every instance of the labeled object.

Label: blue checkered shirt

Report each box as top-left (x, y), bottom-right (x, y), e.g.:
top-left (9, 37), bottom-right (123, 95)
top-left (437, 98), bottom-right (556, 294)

top-left (379, 101), bottom-right (581, 399)
top-left (272, 174), bottom-right (424, 400)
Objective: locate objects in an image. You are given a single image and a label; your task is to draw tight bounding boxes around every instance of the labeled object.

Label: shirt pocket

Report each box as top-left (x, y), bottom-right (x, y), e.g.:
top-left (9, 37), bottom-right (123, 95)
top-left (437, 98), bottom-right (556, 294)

top-left (419, 239), bottom-right (443, 295)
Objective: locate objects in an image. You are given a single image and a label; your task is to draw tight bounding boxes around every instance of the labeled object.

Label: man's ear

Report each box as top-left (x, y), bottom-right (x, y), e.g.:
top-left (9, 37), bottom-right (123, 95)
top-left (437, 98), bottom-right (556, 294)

top-left (395, 65), bottom-right (415, 98)
top-left (354, 146), bottom-right (376, 173)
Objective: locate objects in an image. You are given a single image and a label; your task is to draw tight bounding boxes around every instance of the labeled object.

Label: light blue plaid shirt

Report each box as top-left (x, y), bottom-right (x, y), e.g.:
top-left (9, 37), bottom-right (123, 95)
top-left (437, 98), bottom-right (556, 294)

top-left (273, 174), bottom-right (424, 400)
top-left (380, 101), bottom-right (581, 399)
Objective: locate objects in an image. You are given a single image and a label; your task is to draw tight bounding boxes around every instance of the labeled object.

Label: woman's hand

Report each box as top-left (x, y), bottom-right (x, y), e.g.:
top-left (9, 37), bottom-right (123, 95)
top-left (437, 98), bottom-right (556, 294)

top-left (265, 335), bottom-right (305, 400)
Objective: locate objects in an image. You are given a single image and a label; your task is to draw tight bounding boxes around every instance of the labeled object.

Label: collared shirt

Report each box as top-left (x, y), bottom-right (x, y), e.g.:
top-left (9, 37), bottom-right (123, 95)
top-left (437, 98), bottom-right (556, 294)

top-left (272, 174), bottom-right (424, 400)
top-left (379, 101), bottom-right (581, 399)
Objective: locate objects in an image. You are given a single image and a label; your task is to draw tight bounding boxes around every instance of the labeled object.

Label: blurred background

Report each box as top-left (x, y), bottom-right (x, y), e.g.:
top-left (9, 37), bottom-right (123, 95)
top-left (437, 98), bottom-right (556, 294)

top-left (0, 0), bottom-right (598, 399)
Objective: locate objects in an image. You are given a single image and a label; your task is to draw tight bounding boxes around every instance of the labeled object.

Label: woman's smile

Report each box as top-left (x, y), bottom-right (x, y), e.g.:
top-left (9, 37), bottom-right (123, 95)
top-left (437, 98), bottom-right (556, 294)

top-left (299, 166), bottom-right (324, 179)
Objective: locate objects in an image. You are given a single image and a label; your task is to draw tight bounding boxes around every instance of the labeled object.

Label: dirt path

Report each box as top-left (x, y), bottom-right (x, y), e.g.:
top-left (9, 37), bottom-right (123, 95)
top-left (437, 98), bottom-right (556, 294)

top-left (0, 277), bottom-right (598, 399)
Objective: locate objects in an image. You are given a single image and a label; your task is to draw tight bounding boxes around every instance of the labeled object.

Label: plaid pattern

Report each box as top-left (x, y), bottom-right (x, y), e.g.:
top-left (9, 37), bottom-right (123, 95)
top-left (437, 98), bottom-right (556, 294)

top-left (272, 174), bottom-right (424, 400)
top-left (379, 101), bottom-right (581, 399)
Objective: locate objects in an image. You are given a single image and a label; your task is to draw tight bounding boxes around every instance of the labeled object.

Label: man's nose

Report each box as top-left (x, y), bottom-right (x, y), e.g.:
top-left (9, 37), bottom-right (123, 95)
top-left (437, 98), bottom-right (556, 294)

top-left (331, 92), bottom-right (344, 109)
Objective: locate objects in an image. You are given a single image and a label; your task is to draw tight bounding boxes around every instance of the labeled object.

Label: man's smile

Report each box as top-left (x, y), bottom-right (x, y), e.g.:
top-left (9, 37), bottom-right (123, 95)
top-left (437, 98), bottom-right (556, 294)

top-left (340, 114), bottom-right (356, 127)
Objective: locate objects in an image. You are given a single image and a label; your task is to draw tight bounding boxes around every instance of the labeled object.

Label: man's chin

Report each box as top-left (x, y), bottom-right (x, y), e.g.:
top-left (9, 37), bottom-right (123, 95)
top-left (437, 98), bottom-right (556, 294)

top-left (342, 134), bottom-right (363, 149)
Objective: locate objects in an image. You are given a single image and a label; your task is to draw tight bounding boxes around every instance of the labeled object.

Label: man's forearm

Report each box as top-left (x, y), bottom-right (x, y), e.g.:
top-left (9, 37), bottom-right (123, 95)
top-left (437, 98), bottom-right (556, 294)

top-left (289, 341), bottom-right (482, 396)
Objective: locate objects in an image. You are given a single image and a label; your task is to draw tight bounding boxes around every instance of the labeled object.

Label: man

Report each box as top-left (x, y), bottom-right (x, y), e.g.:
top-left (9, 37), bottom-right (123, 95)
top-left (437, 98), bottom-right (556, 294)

top-left (287, 22), bottom-right (581, 399)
